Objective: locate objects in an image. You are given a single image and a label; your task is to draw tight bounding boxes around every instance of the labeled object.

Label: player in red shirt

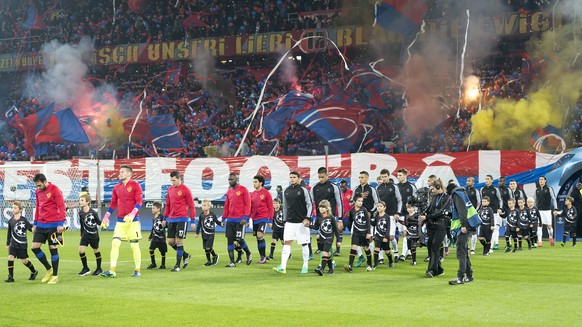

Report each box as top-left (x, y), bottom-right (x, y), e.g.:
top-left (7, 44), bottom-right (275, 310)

top-left (250, 175), bottom-right (274, 264)
top-left (164, 171), bottom-right (196, 272)
top-left (100, 165), bottom-right (143, 278)
top-left (31, 173), bottom-right (66, 284)
top-left (223, 173), bottom-right (252, 267)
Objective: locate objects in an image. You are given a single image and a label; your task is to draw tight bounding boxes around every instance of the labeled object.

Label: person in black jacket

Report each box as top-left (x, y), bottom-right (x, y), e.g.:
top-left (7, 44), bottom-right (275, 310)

top-left (273, 171), bottom-right (313, 275)
top-left (421, 178), bottom-right (450, 278)
top-left (447, 183), bottom-right (474, 285)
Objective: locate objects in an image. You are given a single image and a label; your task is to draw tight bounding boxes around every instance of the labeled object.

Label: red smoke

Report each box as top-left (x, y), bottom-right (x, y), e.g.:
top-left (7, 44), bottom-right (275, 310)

top-left (128, 0), bottom-right (146, 13)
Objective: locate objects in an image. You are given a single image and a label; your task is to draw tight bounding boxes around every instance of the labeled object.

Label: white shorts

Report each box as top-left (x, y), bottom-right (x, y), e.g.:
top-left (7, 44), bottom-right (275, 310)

top-left (394, 220), bottom-right (407, 234)
top-left (494, 213), bottom-right (503, 227)
top-left (283, 222), bottom-right (311, 244)
top-left (540, 210), bottom-right (552, 225)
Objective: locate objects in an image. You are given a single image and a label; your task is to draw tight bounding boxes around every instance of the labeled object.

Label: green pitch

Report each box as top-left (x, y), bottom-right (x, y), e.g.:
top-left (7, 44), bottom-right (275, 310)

top-left (0, 232), bottom-right (580, 326)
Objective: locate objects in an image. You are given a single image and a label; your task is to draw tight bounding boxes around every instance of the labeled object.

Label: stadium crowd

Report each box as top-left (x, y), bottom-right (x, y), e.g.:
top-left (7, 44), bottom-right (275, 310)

top-left (0, 0), bottom-right (576, 161)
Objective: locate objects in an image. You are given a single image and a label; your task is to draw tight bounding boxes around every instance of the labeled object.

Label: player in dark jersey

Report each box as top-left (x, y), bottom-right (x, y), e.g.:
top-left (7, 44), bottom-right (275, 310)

top-left (311, 200), bottom-right (340, 275)
top-left (502, 198), bottom-right (519, 253)
top-left (396, 168), bottom-right (416, 261)
top-left (5, 201), bottom-right (37, 283)
top-left (516, 198), bottom-right (532, 250)
top-left (310, 167), bottom-right (343, 258)
top-left (477, 196), bottom-right (495, 255)
top-left (78, 194), bottom-right (103, 276)
top-left (195, 200), bottom-right (222, 266)
top-left (403, 203), bottom-right (422, 266)
top-left (480, 175), bottom-right (502, 251)
top-left (344, 194), bottom-right (373, 273)
top-left (526, 198), bottom-right (541, 248)
top-left (371, 201), bottom-right (395, 268)
top-left (147, 202), bottom-right (167, 269)
top-left (268, 198), bottom-right (284, 260)
top-left (554, 196), bottom-right (577, 247)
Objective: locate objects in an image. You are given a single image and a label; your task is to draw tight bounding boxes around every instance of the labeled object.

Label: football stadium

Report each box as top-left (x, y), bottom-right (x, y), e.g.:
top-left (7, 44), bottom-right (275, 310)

top-left (1, 0), bottom-right (582, 326)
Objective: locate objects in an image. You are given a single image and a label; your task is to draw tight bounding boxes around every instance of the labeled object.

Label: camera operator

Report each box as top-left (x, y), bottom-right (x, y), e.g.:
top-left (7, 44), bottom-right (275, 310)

top-left (420, 178), bottom-right (450, 278)
top-left (447, 183), bottom-right (475, 285)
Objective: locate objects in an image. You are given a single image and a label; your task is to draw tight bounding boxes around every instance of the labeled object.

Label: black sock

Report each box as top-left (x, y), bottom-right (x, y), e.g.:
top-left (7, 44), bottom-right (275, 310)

top-left (321, 255), bottom-right (329, 270)
top-left (24, 260), bottom-right (35, 272)
top-left (308, 243), bottom-right (313, 256)
top-left (269, 243), bottom-right (276, 257)
top-left (80, 252), bottom-right (88, 269)
top-left (161, 252), bottom-right (166, 266)
top-left (149, 249), bottom-right (156, 264)
top-left (505, 236), bottom-right (510, 247)
top-left (479, 239), bottom-right (486, 248)
top-left (373, 250), bottom-right (379, 266)
top-left (176, 245), bottom-right (184, 266)
top-left (387, 250), bottom-right (394, 263)
top-left (32, 248), bottom-right (51, 270)
top-left (485, 241), bottom-right (491, 253)
top-left (513, 238), bottom-right (518, 249)
top-left (349, 249), bottom-right (357, 266)
top-left (205, 249), bottom-right (211, 262)
top-left (317, 242), bottom-right (323, 252)
top-left (336, 245), bottom-right (341, 254)
top-left (365, 249), bottom-right (372, 267)
top-left (518, 239), bottom-right (522, 248)
top-left (8, 260), bottom-right (14, 277)
top-left (411, 247), bottom-right (417, 262)
top-left (573, 236), bottom-right (577, 246)
top-left (563, 233), bottom-right (568, 243)
top-left (228, 250), bottom-right (235, 263)
top-left (49, 248), bottom-right (59, 276)
top-left (236, 249), bottom-right (243, 260)
top-left (328, 257), bottom-right (333, 269)
top-left (95, 251), bottom-right (102, 269)
top-left (210, 249), bottom-right (217, 257)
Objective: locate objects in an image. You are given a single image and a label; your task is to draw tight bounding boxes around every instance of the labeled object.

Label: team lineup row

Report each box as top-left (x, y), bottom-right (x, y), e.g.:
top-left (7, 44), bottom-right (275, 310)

top-left (4, 166), bottom-right (578, 284)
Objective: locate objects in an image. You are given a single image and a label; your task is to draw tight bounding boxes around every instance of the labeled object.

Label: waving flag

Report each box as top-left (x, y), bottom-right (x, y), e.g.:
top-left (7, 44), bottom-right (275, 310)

top-left (262, 91), bottom-right (315, 140)
top-left (21, 3), bottom-right (46, 30)
top-left (346, 67), bottom-right (389, 109)
top-left (296, 94), bottom-right (370, 152)
top-left (163, 62), bottom-right (183, 85)
top-left (123, 114), bottom-right (183, 150)
top-left (374, 0), bottom-right (428, 35)
top-left (15, 105), bottom-right (89, 155)
top-left (262, 90), bottom-right (371, 152)
top-left (529, 125), bottom-right (565, 153)
top-left (182, 13), bottom-right (209, 29)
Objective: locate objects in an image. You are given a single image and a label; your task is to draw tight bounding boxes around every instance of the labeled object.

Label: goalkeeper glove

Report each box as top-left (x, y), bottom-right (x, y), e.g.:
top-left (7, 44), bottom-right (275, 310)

top-left (101, 212), bottom-right (111, 229)
top-left (124, 208), bottom-right (139, 223)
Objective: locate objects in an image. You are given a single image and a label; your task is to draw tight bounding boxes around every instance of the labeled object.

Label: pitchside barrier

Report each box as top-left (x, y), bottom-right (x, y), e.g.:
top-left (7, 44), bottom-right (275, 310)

top-left (0, 151), bottom-right (578, 239)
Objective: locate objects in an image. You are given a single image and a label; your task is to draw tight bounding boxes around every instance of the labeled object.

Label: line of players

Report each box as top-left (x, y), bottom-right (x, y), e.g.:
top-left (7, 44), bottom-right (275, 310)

top-left (5, 167), bottom-right (579, 282)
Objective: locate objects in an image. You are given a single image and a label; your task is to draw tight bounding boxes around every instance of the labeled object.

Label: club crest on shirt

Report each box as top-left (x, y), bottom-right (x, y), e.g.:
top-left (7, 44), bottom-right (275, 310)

top-left (260, 195), bottom-right (264, 200)
top-left (178, 191), bottom-right (182, 196)
top-left (127, 187), bottom-right (132, 192)
top-left (46, 192), bottom-right (51, 199)
top-left (236, 191), bottom-right (241, 196)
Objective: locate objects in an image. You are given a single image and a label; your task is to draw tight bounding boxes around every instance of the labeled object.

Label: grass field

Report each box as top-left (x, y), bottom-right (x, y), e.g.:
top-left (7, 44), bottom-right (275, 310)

top-left (1, 232), bottom-right (581, 326)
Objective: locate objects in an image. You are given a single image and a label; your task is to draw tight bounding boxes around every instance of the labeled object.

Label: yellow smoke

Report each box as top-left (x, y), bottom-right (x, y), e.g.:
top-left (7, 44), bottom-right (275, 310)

top-left (470, 22), bottom-right (582, 150)
top-left (94, 106), bottom-right (127, 146)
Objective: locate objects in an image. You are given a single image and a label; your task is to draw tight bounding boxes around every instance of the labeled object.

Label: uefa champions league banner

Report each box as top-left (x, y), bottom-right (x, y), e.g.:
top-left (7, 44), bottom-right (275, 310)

top-left (0, 150), bottom-right (565, 231)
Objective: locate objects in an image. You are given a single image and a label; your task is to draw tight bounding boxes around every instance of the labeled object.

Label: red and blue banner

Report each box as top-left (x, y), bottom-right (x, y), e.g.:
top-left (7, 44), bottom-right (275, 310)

top-left (375, 0), bottom-right (428, 35)
top-left (15, 104), bottom-right (90, 155)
